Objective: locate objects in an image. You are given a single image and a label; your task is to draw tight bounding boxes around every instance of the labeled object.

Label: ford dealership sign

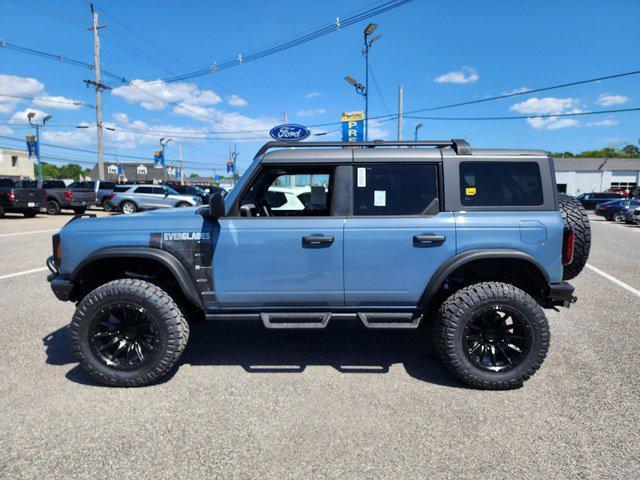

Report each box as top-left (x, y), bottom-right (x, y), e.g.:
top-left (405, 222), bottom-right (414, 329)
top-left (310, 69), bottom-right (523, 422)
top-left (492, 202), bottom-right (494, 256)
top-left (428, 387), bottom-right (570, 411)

top-left (269, 124), bottom-right (310, 141)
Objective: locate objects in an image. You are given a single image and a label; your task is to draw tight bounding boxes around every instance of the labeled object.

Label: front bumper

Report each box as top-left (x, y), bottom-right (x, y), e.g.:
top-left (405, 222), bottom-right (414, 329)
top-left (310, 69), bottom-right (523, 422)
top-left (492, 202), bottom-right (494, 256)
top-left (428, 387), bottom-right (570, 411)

top-left (46, 255), bottom-right (74, 301)
top-left (545, 282), bottom-right (576, 308)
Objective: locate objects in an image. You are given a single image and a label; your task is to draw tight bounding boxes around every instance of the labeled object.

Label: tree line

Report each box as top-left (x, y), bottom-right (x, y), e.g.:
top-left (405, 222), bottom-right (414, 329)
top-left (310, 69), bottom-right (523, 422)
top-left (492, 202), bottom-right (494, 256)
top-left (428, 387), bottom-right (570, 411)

top-left (553, 144), bottom-right (640, 158)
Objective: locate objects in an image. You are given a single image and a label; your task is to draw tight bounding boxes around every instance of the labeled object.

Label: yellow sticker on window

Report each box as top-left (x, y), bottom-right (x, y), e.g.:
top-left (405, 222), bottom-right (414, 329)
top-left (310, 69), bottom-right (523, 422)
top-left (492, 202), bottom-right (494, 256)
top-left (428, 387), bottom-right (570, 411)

top-left (465, 187), bottom-right (477, 196)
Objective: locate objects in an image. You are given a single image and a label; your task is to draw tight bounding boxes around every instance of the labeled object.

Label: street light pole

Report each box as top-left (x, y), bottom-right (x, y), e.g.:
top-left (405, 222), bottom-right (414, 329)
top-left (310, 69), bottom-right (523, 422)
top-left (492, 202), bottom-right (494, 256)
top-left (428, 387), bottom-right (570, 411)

top-left (27, 112), bottom-right (52, 182)
top-left (160, 137), bottom-right (172, 183)
top-left (363, 23), bottom-right (381, 141)
top-left (414, 123), bottom-right (423, 141)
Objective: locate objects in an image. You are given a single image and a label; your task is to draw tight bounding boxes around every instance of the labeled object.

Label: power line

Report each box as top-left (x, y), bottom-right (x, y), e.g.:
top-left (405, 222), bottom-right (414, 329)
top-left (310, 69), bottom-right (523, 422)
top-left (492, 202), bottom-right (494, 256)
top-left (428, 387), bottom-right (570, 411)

top-left (405, 106), bottom-right (640, 121)
top-left (158, 0), bottom-right (413, 83)
top-left (0, 93), bottom-right (94, 108)
top-left (368, 65), bottom-right (397, 128)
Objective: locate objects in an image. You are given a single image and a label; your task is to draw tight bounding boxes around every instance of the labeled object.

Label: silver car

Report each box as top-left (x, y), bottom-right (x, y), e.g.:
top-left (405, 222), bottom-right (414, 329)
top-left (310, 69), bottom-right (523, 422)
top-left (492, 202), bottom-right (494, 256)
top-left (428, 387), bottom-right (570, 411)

top-left (111, 184), bottom-right (202, 214)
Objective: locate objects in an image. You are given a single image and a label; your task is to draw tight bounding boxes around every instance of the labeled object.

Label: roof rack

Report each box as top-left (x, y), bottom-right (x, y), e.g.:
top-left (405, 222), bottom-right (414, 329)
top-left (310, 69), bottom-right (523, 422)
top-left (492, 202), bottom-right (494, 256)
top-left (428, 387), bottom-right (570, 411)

top-left (254, 139), bottom-right (471, 158)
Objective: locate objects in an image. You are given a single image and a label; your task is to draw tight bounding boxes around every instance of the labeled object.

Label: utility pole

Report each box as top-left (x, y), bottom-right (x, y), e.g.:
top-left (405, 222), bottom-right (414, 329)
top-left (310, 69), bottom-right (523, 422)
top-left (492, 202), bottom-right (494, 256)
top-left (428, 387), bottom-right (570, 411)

top-left (178, 143), bottom-right (184, 185)
top-left (228, 145), bottom-right (239, 187)
top-left (397, 85), bottom-right (403, 141)
top-left (86, 3), bottom-right (109, 181)
top-left (283, 112), bottom-right (287, 124)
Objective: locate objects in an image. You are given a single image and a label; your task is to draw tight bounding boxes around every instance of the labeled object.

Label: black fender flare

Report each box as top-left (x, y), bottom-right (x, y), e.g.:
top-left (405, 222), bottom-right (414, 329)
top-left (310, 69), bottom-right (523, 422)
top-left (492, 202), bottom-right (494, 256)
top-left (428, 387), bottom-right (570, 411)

top-left (420, 249), bottom-right (551, 306)
top-left (70, 247), bottom-right (203, 309)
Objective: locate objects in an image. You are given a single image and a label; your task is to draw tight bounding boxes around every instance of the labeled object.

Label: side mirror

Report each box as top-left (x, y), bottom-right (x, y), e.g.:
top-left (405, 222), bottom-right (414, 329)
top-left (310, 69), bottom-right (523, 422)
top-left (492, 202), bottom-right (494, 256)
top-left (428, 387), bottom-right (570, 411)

top-left (208, 192), bottom-right (225, 218)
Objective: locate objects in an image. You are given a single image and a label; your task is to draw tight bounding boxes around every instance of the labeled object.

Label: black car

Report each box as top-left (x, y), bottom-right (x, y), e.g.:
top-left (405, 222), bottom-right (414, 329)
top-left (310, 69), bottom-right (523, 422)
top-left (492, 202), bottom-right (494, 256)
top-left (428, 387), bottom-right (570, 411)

top-left (575, 192), bottom-right (624, 209)
top-left (166, 184), bottom-right (227, 203)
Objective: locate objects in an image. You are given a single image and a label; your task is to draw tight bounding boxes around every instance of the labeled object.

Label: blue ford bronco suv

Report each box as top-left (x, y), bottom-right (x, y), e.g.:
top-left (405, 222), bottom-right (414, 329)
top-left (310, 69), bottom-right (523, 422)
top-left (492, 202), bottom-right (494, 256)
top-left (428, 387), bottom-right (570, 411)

top-left (47, 140), bottom-right (590, 389)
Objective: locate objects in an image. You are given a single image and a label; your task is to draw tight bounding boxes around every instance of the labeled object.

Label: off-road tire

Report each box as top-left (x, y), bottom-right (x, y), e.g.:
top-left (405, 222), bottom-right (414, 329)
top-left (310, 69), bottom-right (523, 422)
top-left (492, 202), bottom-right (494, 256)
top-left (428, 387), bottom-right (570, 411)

top-left (70, 279), bottom-right (189, 387)
top-left (434, 282), bottom-right (549, 390)
top-left (46, 200), bottom-right (61, 215)
top-left (23, 209), bottom-right (38, 218)
top-left (558, 194), bottom-right (590, 280)
top-left (72, 207), bottom-right (87, 215)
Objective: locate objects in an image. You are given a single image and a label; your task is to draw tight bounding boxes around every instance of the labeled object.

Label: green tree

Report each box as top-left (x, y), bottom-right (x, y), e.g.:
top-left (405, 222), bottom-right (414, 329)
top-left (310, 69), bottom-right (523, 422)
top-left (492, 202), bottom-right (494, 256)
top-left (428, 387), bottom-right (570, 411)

top-left (58, 163), bottom-right (84, 180)
top-left (36, 162), bottom-right (60, 178)
top-left (189, 173), bottom-right (199, 178)
top-left (622, 144), bottom-right (640, 157)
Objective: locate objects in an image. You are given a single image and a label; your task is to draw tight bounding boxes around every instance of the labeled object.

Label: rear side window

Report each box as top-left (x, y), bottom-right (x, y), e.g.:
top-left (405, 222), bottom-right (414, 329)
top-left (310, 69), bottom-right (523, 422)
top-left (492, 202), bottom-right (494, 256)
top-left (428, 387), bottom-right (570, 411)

top-left (101, 182), bottom-right (115, 189)
top-left (135, 186), bottom-right (154, 194)
top-left (460, 162), bottom-right (543, 207)
top-left (113, 185), bottom-right (129, 192)
top-left (0, 178), bottom-right (14, 187)
top-left (354, 163), bottom-right (439, 215)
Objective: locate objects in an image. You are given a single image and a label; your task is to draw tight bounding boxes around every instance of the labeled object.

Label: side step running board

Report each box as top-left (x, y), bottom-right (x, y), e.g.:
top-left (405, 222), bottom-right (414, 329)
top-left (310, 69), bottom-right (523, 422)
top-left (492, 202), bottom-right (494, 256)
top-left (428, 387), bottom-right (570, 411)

top-left (206, 311), bottom-right (422, 329)
top-left (260, 312), bottom-right (331, 329)
top-left (358, 312), bottom-right (421, 329)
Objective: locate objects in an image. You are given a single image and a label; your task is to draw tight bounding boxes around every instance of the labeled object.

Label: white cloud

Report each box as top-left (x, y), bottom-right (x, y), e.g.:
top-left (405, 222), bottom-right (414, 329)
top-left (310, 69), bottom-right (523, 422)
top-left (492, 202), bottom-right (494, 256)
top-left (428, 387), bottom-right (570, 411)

top-left (306, 92), bottom-right (322, 98)
top-left (510, 97), bottom-right (579, 115)
top-left (10, 108), bottom-right (49, 124)
top-left (227, 94), bottom-right (247, 107)
top-left (368, 123), bottom-right (389, 140)
top-left (33, 95), bottom-right (83, 110)
top-left (112, 79), bottom-right (222, 111)
top-left (0, 74), bottom-right (44, 113)
top-left (526, 117), bottom-right (579, 130)
top-left (434, 67), bottom-right (478, 84)
top-left (596, 93), bottom-right (628, 106)
top-left (0, 125), bottom-right (13, 135)
top-left (503, 87), bottom-right (530, 95)
top-left (585, 118), bottom-right (619, 127)
top-left (297, 108), bottom-right (326, 117)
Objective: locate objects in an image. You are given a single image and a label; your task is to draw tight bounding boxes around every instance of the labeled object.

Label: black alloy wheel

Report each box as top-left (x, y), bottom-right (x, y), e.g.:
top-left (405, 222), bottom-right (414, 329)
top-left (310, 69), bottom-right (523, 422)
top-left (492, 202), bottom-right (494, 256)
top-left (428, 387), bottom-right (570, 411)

top-left (463, 306), bottom-right (532, 372)
top-left (89, 304), bottom-right (160, 370)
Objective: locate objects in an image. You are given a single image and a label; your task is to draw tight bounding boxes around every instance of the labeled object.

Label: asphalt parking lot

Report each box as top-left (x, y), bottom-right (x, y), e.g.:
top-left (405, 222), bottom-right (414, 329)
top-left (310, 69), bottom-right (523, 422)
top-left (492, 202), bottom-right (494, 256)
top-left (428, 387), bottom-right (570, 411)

top-left (0, 210), bottom-right (638, 479)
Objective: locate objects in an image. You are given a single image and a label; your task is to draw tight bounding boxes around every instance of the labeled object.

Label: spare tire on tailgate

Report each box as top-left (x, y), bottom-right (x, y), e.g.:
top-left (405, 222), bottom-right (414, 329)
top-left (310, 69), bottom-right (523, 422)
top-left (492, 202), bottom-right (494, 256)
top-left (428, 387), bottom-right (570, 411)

top-left (558, 193), bottom-right (591, 280)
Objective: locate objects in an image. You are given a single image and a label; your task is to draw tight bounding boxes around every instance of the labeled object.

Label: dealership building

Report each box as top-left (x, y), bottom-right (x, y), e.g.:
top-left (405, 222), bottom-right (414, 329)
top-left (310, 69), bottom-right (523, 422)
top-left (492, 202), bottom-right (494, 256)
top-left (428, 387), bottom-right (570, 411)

top-left (553, 157), bottom-right (640, 196)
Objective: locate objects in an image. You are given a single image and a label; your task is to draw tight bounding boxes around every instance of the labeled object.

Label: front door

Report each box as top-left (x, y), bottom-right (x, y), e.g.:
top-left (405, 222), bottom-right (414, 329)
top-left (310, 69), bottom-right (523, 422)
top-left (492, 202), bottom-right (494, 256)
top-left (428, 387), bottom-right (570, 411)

top-left (213, 166), bottom-right (344, 307)
top-left (344, 162), bottom-right (456, 306)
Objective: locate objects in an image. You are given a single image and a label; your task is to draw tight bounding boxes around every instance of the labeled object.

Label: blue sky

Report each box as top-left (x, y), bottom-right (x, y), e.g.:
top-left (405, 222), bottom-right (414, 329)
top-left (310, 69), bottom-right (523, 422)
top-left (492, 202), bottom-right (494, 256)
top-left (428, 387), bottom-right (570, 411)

top-left (1, 0), bottom-right (639, 176)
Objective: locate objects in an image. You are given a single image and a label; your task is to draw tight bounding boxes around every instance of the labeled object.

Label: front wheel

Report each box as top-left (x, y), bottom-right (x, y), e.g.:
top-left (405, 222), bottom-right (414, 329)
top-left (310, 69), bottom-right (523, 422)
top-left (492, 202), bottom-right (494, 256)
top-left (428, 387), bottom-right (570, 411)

top-left (70, 279), bottom-right (189, 387)
top-left (175, 202), bottom-right (191, 208)
top-left (72, 207), bottom-right (87, 215)
top-left (434, 282), bottom-right (549, 390)
top-left (612, 211), bottom-right (625, 222)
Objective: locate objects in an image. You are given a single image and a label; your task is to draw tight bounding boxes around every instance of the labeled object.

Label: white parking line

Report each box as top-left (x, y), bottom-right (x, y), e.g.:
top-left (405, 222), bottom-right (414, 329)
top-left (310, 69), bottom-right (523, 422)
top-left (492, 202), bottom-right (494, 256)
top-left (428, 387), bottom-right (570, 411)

top-left (0, 229), bottom-right (58, 238)
top-left (585, 264), bottom-right (640, 298)
top-left (0, 267), bottom-right (49, 281)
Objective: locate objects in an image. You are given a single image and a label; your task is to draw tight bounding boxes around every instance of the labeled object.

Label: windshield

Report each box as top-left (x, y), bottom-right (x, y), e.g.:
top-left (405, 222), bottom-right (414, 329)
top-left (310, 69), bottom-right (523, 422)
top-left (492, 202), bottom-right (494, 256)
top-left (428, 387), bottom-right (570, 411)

top-left (163, 186), bottom-right (179, 195)
top-left (192, 185), bottom-right (206, 194)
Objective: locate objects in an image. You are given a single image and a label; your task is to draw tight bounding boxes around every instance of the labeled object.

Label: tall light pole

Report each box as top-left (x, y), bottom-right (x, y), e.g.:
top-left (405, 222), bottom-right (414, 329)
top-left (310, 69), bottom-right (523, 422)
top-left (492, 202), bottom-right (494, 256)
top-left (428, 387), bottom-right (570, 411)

top-left (27, 112), bottom-right (52, 182)
top-left (160, 137), bottom-right (172, 183)
top-left (414, 123), bottom-right (423, 141)
top-left (363, 23), bottom-right (381, 141)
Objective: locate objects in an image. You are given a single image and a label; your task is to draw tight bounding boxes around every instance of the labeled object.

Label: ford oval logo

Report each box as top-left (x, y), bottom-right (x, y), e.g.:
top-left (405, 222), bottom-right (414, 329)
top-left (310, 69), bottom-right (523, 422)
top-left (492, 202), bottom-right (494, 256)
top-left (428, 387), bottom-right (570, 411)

top-left (269, 124), bottom-right (310, 141)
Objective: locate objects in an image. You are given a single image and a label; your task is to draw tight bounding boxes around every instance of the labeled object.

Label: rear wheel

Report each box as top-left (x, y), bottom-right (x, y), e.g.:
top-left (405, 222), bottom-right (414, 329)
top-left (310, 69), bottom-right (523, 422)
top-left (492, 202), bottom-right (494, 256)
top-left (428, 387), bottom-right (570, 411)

top-left (72, 207), bottom-right (87, 215)
top-left (102, 199), bottom-right (114, 212)
top-left (558, 194), bottom-right (591, 280)
top-left (46, 200), bottom-right (61, 215)
top-left (434, 282), bottom-right (549, 390)
top-left (121, 201), bottom-right (137, 214)
top-left (70, 279), bottom-right (189, 387)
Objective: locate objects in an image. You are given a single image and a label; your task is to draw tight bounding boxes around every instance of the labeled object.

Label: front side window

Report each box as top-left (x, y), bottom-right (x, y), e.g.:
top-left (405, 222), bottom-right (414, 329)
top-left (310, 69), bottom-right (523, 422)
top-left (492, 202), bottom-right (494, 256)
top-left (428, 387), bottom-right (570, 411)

top-left (239, 167), bottom-right (333, 217)
top-left (460, 162), bottom-right (543, 207)
top-left (353, 163), bottom-right (439, 216)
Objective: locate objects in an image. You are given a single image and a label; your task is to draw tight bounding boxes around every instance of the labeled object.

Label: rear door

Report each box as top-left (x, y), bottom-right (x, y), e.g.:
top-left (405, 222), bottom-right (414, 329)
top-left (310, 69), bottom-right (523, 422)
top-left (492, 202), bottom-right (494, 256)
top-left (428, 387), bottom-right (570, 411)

top-left (343, 160), bottom-right (456, 306)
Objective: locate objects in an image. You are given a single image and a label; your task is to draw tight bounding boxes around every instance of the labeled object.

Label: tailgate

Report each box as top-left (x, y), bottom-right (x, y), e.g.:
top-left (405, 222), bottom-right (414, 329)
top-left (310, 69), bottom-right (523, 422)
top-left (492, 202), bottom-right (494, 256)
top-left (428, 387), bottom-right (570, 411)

top-left (70, 189), bottom-right (96, 201)
top-left (13, 188), bottom-right (45, 203)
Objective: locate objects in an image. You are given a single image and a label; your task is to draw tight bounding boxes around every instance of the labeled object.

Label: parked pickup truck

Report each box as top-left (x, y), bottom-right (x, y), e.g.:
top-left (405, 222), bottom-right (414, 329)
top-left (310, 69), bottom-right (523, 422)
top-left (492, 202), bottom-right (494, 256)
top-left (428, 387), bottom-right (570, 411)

top-left (0, 177), bottom-right (46, 217)
top-left (17, 179), bottom-right (96, 215)
top-left (68, 180), bottom-right (116, 211)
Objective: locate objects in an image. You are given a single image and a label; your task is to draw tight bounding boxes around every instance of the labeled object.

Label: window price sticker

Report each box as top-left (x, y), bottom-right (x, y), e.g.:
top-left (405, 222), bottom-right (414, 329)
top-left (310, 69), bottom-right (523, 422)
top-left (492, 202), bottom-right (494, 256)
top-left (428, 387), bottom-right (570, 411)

top-left (357, 167), bottom-right (366, 187)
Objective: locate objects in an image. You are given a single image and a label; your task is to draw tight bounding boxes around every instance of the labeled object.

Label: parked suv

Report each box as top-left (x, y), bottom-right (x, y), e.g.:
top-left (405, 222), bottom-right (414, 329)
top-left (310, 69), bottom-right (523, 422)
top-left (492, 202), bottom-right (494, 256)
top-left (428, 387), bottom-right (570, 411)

top-left (576, 191), bottom-right (624, 209)
top-left (47, 140), bottom-right (590, 389)
top-left (109, 184), bottom-right (202, 214)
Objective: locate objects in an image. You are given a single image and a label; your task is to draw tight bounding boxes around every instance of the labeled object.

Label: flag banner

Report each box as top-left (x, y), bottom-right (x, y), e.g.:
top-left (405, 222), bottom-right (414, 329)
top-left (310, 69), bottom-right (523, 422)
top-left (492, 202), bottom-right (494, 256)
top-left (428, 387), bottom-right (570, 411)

top-left (341, 111), bottom-right (364, 143)
top-left (226, 160), bottom-right (233, 173)
top-left (175, 168), bottom-right (182, 180)
top-left (117, 165), bottom-right (125, 177)
top-left (25, 135), bottom-right (38, 158)
top-left (153, 150), bottom-right (164, 168)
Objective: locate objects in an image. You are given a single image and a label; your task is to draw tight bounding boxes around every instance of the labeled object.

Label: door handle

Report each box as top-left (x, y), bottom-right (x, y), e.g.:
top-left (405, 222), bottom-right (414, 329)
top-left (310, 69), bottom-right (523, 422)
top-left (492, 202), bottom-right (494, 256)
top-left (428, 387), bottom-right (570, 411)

top-left (413, 235), bottom-right (446, 245)
top-left (302, 235), bottom-right (335, 246)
